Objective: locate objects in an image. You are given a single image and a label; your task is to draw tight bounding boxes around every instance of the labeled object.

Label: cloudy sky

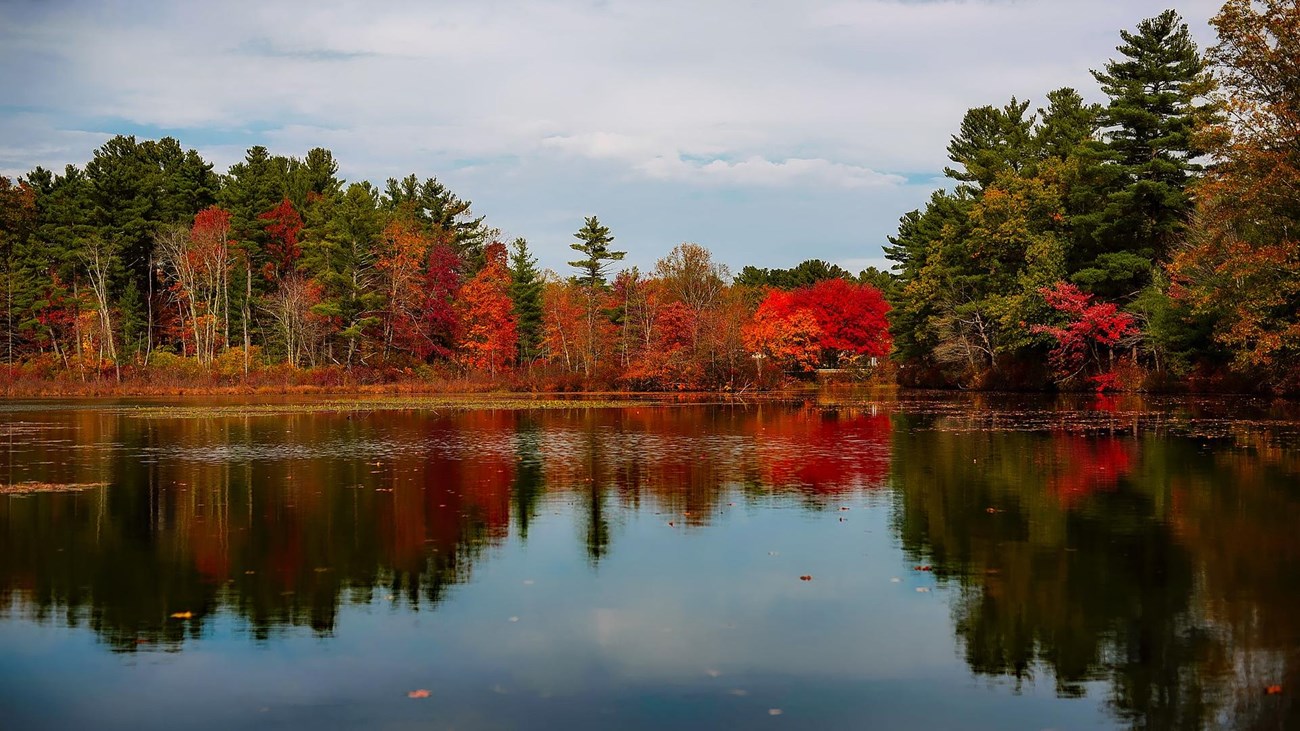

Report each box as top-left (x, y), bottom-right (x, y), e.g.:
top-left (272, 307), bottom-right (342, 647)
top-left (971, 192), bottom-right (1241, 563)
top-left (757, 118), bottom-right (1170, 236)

top-left (0, 0), bottom-right (1223, 275)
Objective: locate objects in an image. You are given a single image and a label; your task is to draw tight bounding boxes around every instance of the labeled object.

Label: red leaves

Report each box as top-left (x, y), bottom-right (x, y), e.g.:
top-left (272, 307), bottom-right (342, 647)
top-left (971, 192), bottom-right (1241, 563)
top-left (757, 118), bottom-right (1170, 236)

top-left (377, 219), bottom-right (461, 362)
top-left (1031, 282), bottom-right (1138, 387)
top-left (259, 198), bottom-right (303, 280)
top-left (743, 281), bottom-right (891, 372)
top-left (797, 278), bottom-right (892, 359)
top-left (192, 206), bottom-right (232, 248)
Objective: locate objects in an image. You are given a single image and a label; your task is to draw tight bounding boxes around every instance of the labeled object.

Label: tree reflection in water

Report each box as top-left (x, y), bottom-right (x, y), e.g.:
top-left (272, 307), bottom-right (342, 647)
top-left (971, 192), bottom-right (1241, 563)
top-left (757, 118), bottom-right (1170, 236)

top-left (0, 398), bottom-right (1296, 729)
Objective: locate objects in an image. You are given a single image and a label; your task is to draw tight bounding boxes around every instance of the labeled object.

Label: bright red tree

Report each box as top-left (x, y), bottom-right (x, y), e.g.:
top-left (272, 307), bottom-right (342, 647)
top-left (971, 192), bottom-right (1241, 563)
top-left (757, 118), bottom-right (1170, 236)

top-left (259, 198), bottom-right (304, 280)
top-left (793, 278), bottom-right (892, 361)
top-left (1031, 281), bottom-right (1138, 389)
top-left (413, 241), bottom-right (461, 360)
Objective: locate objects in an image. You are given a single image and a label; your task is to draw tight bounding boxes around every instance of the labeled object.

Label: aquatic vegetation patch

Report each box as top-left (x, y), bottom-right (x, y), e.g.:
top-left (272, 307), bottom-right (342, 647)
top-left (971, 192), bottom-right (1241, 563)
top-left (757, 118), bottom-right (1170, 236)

top-left (0, 481), bottom-right (108, 495)
top-left (111, 395), bottom-right (718, 420)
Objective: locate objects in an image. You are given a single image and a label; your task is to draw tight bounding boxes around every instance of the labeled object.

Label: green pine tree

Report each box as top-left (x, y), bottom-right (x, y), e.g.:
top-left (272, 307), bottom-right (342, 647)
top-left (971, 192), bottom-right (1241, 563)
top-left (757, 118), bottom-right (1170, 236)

top-left (1082, 9), bottom-right (1216, 298)
top-left (507, 237), bottom-right (544, 363)
top-left (568, 216), bottom-right (623, 288)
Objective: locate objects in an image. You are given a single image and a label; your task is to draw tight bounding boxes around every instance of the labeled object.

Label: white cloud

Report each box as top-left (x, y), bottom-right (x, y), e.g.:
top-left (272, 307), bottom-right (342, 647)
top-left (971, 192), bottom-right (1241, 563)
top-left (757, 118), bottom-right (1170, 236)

top-left (0, 0), bottom-right (1229, 269)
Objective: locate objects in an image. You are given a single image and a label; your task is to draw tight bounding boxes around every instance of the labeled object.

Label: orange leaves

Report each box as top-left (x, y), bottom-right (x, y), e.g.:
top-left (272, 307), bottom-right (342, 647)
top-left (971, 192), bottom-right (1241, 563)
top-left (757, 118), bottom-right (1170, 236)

top-left (456, 243), bottom-right (517, 375)
top-left (407, 689), bottom-right (431, 699)
top-left (743, 290), bottom-right (823, 373)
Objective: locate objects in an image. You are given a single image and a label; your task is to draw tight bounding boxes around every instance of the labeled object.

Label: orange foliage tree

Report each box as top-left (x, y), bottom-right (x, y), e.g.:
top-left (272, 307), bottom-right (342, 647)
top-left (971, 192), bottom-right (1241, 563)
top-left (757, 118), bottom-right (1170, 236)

top-left (456, 242), bottom-right (517, 375)
top-left (743, 289), bottom-right (824, 374)
top-left (1169, 0), bottom-right (1300, 389)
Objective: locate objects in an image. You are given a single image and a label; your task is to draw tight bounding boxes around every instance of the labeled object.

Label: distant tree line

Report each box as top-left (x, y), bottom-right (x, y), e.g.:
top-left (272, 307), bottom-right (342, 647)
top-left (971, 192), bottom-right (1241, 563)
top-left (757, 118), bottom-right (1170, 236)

top-left (0, 143), bottom-right (890, 390)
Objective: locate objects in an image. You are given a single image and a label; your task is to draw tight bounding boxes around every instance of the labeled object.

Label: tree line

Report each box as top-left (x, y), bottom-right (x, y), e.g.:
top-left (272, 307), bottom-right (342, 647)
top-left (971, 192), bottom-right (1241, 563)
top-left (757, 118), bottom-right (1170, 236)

top-left (886, 1), bottom-right (1300, 394)
top-left (0, 141), bottom-right (891, 390)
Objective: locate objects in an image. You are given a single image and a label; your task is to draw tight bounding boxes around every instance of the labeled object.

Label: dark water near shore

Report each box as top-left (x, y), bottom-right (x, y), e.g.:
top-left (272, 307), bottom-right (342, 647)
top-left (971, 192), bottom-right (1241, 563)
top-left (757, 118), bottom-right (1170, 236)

top-left (0, 394), bottom-right (1297, 730)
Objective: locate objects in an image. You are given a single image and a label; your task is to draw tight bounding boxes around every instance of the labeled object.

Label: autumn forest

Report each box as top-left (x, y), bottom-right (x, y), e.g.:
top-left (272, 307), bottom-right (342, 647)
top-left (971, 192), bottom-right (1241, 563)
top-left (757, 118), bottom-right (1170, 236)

top-left (0, 1), bottom-right (1297, 395)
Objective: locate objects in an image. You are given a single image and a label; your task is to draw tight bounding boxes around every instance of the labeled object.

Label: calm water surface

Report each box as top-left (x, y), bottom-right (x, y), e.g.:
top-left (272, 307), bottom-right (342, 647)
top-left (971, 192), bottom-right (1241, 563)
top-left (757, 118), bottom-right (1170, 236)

top-left (0, 394), bottom-right (1297, 730)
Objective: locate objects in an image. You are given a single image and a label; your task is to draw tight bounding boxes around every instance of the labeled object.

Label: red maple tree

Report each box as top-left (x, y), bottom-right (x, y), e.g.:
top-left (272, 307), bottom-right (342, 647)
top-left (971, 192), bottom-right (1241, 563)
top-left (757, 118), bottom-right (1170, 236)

top-left (1031, 281), bottom-right (1138, 390)
top-left (259, 198), bottom-right (303, 280)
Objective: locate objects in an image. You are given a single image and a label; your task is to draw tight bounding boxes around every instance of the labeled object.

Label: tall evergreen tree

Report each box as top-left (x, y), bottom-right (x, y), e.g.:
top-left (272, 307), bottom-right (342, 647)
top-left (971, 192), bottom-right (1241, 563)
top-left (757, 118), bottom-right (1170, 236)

top-left (507, 237), bottom-right (543, 362)
top-left (568, 216), bottom-right (623, 288)
top-left (300, 182), bottom-right (384, 366)
top-left (381, 174), bottom-right (492, 264)
top-left (944, 98), bottom-right (1036, 193)
top-left (0, 177), bottom-right (36, 362)
top-left (1082, 10), bottom-right (1216, 298)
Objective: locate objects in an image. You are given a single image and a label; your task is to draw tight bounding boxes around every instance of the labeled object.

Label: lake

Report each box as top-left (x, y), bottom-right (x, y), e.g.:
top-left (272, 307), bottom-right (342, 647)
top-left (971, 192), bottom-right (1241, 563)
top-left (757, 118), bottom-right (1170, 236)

top-left (0, 393), bottom-right (1296, 730)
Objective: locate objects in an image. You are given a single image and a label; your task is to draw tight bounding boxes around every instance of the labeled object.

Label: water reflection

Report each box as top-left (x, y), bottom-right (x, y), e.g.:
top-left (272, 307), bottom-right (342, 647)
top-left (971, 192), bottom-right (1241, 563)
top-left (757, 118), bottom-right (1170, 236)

top-left (0, 405), bottom-right (890, 647)
top-left (0, 397), bottom-right (1296, 730)
top-left (891, 404), bottom-right (1300, 730)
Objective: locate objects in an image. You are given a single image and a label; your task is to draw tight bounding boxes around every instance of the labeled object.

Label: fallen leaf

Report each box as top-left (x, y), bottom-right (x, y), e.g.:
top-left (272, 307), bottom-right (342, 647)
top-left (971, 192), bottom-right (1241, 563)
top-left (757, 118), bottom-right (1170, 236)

top-left (799, 575), bottom-right (813, 581)
top-left (1266, 685), bottom-right (1283, 695)
top-left (407, 689), bottom-right (431, 699)
top-left (914, 565), bottom-right (932, 572)
top-left (169, 611), bottom-right (193, 619)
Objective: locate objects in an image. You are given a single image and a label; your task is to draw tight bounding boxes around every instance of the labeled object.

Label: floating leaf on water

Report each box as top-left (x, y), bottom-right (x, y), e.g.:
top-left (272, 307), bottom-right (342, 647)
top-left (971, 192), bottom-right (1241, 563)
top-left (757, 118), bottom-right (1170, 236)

top-left (914, 565), bottom-right (932, 572)
top-left (768, 708), bottom-right (783, 716)
top-left (407, 689), bottom-right (431, 699)
top-left (169, 611), bottom-right (193, 619)
top-left (799, 575), bottom-right (812, 581)
top-left (915, 587), bottom-right (931, 593)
